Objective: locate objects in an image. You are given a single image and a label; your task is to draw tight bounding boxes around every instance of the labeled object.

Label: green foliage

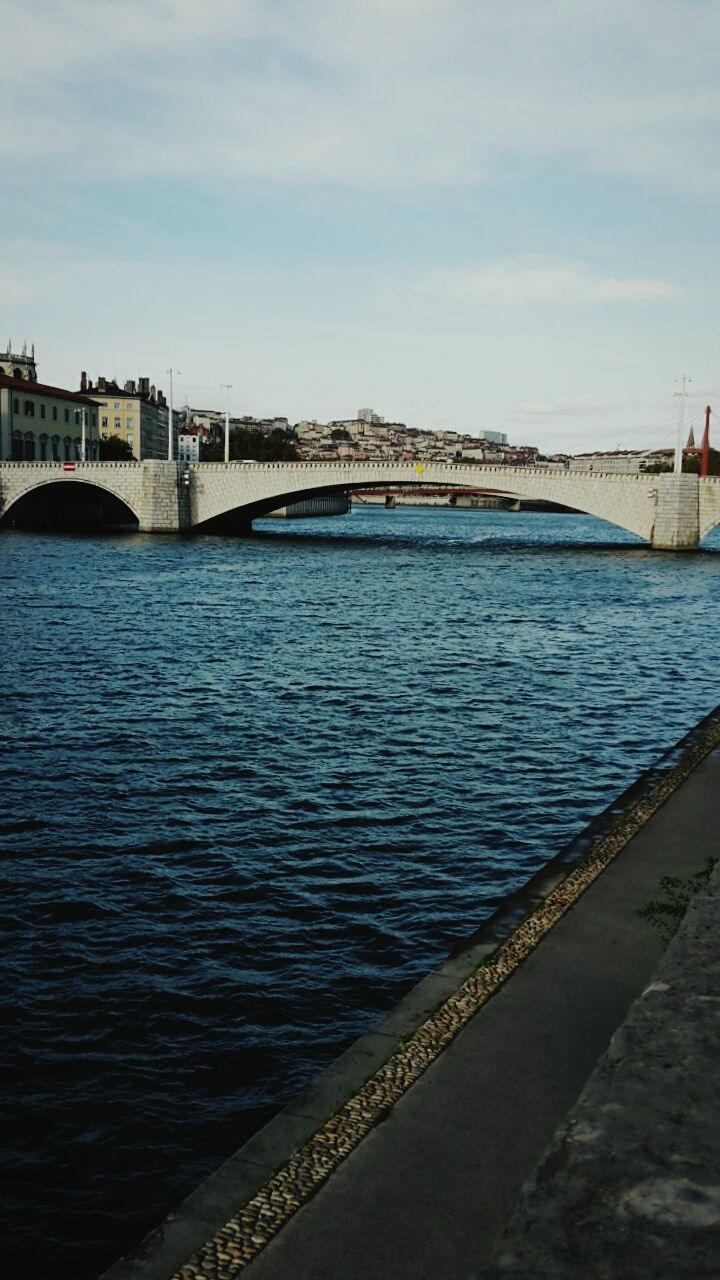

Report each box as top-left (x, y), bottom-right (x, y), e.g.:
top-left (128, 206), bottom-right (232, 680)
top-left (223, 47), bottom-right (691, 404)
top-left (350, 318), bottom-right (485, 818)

top-left (636, 858), bottom-right (717, 949)
top-left (208, 427), bottom-right (300, 462)
top-left (331, 427), bottom-right (351, 440)
top-left (644, 450), bottom-right (720, 476)
top-left (682, 448), bottom-right (720, 476)
top-left (99, 435), bottom-right (134, 461)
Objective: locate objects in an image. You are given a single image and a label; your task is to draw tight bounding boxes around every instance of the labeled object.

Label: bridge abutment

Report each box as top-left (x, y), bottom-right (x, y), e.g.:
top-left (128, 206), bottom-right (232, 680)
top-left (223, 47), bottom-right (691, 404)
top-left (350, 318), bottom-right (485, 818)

top-left (651, 474), bottom-right (699, 550)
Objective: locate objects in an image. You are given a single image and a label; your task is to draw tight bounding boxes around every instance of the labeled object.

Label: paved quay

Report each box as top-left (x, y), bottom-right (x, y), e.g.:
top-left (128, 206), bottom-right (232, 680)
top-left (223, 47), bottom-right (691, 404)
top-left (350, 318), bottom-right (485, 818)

top-left (488, 859), bottom-right (720, 1279)
top-left (102, 722), bottom-right (720, 1280)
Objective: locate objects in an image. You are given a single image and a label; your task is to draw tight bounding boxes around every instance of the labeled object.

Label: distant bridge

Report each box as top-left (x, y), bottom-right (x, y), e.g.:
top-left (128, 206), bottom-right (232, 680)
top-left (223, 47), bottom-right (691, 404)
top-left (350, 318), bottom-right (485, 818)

top-left (1, 459), bottom-right (719, 549)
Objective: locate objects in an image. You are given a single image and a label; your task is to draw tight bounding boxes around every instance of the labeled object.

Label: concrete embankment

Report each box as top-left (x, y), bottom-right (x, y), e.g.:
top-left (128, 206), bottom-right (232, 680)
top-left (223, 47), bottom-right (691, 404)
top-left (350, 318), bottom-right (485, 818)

top-left (487, 859), bottom-right (720, 1278)
top-left (102, 714), bottom-right (720, 1280)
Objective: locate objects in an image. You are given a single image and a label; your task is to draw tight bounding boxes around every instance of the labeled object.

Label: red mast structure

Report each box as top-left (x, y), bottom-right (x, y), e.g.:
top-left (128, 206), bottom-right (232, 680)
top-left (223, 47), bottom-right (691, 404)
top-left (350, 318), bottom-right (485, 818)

top-left (700, 405), bottom-right (711, 477)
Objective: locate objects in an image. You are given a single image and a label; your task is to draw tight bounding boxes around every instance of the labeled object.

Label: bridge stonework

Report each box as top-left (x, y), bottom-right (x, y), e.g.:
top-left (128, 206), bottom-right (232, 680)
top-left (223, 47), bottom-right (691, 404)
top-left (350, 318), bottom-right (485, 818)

top-left (0, 460), bottom-right (183, 533)
top-left (0, 460), bottom-right (718, 549)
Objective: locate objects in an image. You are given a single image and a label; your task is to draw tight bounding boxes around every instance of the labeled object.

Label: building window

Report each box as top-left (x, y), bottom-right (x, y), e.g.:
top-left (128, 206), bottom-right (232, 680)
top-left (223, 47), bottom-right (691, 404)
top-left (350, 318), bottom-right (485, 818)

top-left (12, 398), bottom-right (18, 413)
top-left (114, 417), bottom-right (121, 429)
top-left (52, 406), bottom-right (58, 421)
top-left (126, 433), bottom-right (133, 445)
top-left (40, 403), bottom-right (46, 419)
top-left (92, 413), bottom-right (97, 427)
top-left (74, 437), bottom-right (81, 461)
top-left (63, 436), bottom-right (72, 461)
top-left (102, 416), bottom-right (108, 428)
top-left (11, 430), bottom-right (23, 460)
top-left (39, 433), bottom-right (49, 461)
top-left (114, 401), bottom-right (121, 409)
top-left (24, 431), bottom-right (35, 461)
top-left (64, 409), bottom-right (69, 423)
top-left (24, 400), bottom-right (35, 417)
top-left (51, 435), bottom-right (60, 461)
top-left (126, 418), bottom-right (133, 428)
top-left (74, 410), bottom-right (80, 426)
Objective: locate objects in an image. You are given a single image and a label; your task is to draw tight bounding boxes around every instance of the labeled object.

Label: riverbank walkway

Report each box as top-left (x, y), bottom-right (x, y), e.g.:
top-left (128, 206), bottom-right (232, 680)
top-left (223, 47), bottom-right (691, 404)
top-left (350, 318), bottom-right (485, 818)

top-left (104, 734), bottom-right (720, 1280)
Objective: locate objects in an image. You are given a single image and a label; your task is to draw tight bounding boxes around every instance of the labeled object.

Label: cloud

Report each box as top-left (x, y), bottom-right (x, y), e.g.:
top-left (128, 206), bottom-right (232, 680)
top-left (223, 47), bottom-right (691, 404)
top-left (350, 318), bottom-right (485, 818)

top-left (516, 395), bottom-right (619, 418)
top-left (437, 256), bottom-right (680, 305)
top-left (2, 1), bottom-right (720, 189)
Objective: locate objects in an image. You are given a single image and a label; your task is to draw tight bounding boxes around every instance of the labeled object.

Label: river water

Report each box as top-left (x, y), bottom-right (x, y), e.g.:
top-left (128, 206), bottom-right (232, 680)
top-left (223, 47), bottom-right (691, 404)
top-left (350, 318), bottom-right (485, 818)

top-left (3, 505), bottom-right (720, 1278)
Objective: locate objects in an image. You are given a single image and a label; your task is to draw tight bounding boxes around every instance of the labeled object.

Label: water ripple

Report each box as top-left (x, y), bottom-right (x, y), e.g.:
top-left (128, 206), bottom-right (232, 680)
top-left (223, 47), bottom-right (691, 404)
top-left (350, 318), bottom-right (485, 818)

top-left (2, 506), bottom-right (720, 1278)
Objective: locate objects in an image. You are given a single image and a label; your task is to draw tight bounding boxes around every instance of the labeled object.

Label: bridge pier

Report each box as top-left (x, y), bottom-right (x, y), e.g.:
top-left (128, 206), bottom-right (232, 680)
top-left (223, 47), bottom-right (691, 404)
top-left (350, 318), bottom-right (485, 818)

top-left (136, 461), bottom-right (190, 533)
top-left (651, 474), bottom-right (700, 550)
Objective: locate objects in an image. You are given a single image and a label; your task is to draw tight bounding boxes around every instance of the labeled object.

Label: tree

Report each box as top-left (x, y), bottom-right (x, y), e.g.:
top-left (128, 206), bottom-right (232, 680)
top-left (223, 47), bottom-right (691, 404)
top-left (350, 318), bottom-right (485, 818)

top-left (331, 427), bottom-right (351, 441)
top-left (99, 435), bottom-right (135, 461)
top-left (644, 449), bottom-right (720, 476)
top-left (682, 449), bottom-right (720, 476)
top-left (208, 427), bottom-right (300, 462)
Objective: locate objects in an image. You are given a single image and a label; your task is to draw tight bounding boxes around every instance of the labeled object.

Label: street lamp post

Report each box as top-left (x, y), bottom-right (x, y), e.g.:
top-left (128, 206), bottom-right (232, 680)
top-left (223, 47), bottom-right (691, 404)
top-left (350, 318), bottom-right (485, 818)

top-left (80, 406), bottom-right (86, 462)
top-left (167, 367), bottom-right (180, 461)
top-left (221, 383), bottom-right (233, 463)
top-left (674, 374), bottom-right (691, 475)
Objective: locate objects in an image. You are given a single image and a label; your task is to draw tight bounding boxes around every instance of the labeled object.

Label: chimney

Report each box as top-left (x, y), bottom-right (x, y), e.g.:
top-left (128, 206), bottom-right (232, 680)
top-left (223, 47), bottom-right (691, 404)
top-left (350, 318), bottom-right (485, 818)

top-left (139, 377), bottom-right (150, 395)
top-left (80, 371), bottom-right (87, 391)
top-left (98, 376), bottom-right (106, 391)
top-left (124, 379), bottom-right (136, 394)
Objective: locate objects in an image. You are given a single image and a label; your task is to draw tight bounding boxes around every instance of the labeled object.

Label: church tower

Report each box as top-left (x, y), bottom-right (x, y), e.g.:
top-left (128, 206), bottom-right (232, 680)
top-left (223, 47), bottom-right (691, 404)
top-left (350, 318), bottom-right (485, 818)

top-left (0, 339), bottom-right (38, 382)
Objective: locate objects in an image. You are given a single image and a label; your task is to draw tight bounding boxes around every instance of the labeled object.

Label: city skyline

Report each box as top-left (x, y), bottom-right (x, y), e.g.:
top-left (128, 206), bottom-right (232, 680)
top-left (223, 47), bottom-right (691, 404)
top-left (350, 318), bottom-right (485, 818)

top-left (3, 1), bottom-right (720, 452)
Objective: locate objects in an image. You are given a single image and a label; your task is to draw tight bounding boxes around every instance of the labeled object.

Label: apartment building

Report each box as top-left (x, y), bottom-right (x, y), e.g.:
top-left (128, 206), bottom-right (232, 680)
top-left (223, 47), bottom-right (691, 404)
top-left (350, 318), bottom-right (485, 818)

top-left (80, 373), bottom-right (174, 460)
top-left (0, 373), bottom-right (99, 461)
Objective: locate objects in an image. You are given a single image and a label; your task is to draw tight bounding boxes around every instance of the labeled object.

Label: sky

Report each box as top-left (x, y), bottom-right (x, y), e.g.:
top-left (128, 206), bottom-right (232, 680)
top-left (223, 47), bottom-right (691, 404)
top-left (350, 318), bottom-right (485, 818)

top-left (2, 0), bottom-right (720, 452)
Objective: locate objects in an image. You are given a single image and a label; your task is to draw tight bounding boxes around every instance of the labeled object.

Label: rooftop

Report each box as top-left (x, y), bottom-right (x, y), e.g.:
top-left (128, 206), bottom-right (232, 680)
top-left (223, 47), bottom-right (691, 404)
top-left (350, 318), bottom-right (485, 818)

top-left (0, 374), bottom-right (98, 406)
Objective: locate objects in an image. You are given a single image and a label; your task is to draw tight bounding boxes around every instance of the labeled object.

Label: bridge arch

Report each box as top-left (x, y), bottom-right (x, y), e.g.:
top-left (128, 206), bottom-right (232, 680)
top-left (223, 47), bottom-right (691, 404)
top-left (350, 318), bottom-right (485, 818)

top-left (0, 477), bottom-right (140, 531)
top-left (698, 477), bottom-right (720, 544)
top-left (190, 461), bottom-right (657, 543)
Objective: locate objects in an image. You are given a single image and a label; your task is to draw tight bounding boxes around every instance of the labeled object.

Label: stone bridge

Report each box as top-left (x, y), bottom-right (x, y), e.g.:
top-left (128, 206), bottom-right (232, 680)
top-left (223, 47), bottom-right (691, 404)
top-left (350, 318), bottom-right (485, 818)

top-left (2, 458), bottom-right (720, 549)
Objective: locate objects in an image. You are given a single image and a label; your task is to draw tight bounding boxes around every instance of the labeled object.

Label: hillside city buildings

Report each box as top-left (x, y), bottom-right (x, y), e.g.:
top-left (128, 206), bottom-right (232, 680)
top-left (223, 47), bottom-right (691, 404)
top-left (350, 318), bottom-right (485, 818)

top-left (0, 340), bottom-right (697, 474)
top-left (182, 404), bottom-right (540, 466)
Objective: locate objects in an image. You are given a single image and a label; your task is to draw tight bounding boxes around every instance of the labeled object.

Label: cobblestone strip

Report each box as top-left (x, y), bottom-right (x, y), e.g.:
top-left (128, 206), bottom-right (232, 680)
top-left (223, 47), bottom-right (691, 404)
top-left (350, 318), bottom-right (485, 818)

top-left (172, 720), bottom-right (720, 1280)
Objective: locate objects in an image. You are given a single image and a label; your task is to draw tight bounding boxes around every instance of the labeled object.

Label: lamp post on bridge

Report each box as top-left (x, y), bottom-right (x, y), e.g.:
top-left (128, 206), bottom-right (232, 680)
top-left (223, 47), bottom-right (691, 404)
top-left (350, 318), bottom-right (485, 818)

top-left (80, 406), bottom-right (86, 462)
top-left (167, 367), bottom-right (180, 462)
top-left (674, 375), bottom-right (691, 474)
top-left (221, 383), bottom-right (233, 463)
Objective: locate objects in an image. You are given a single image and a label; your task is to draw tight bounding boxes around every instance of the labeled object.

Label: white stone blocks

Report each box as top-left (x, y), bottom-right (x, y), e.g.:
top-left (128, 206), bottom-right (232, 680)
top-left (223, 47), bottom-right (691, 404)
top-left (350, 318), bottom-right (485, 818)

top-left (0, 460), bottom-right (711, 549)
